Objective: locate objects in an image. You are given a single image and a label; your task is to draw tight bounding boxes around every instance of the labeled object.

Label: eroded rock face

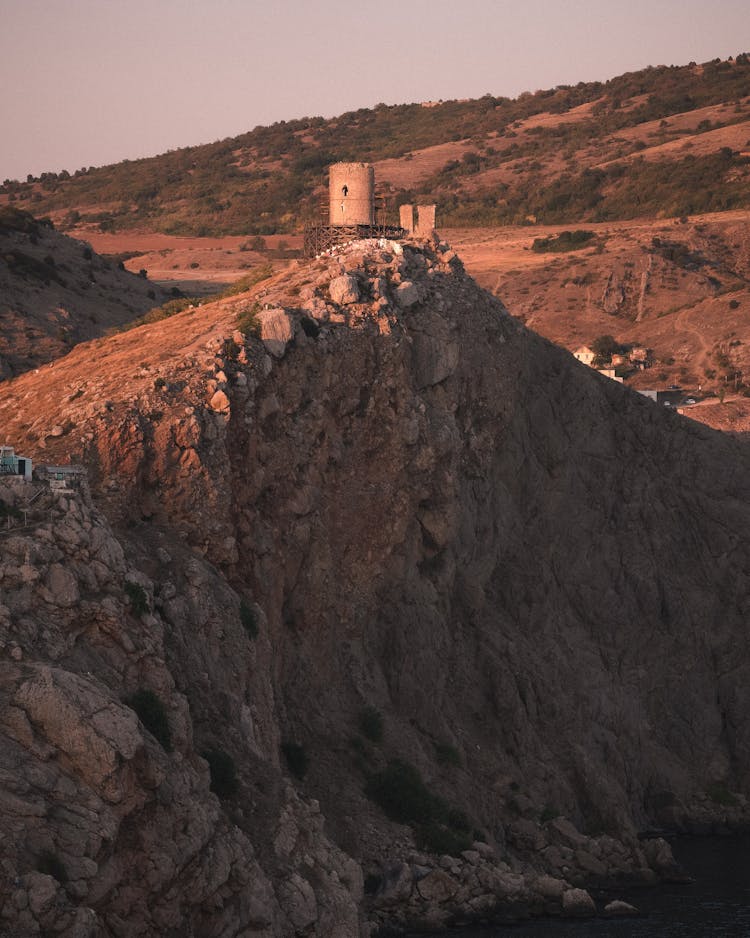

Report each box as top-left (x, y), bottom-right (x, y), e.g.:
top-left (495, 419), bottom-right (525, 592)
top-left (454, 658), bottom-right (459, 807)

top-left (2, 237), bottom-right (750, 934)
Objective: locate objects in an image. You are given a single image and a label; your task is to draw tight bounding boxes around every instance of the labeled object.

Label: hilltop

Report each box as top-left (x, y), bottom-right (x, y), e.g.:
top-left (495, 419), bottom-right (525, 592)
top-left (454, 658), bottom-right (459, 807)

top-left (3, 237), bottom-right (750, 936)
top-left (2, 55), bottom-right (749, 236)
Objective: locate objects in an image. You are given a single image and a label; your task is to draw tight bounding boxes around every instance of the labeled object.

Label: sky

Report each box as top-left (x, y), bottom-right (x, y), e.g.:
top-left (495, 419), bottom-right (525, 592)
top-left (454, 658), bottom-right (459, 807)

top-left (1, 0), bottom-right (748, 181)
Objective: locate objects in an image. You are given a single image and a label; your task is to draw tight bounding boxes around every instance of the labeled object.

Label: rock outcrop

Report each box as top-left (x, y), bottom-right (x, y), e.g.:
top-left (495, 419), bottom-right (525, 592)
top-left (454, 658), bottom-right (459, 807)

top-left (2, 236), bottom-right (750, 935)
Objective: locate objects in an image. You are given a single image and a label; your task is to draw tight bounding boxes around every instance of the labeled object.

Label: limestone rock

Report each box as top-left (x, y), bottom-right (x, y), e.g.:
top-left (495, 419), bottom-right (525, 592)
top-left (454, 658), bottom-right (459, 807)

top-left (329, 274), bottom-right (360, 305)
top-left (208, 389), bottom-right (230, 413)
top-left (562, 887), bottom-right (596, 917)
top-left (257, 307), bottom-right (293, 357)
top-left (395, 280), bottom-right (419, 307)
top-left (604, 899), bottom-right (639, 916)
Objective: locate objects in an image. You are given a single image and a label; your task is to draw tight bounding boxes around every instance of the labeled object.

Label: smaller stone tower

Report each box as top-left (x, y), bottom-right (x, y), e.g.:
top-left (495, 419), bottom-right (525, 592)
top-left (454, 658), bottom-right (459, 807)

top-left (329, 162), bottom-right (375, 226)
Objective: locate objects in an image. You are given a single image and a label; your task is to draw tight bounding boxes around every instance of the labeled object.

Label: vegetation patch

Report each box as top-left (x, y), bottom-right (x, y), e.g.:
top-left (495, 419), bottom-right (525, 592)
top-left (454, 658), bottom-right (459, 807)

top-left (236, 302), bottom-right (261, 338)
top-left (358, 706), bottom-right (384, 743)
top-left (0, 501), bottom-right (23, 521)
top-left (37, 850), bottom-right (67, 883)
top-left (532, 230), bottom-right (596, 253)
top-left (706, 783), bottom-right (739, 807)
top-left (365, 758), bottom-right (472, 856)
top-left (124, 580), bottom-right (149, 616)
top-left (239, 600), bottom-right (259, 638)
top-left (202, 747), bottom-right (239, 798)
top-left (127, 689), bottom-right (172, 751)
top-left (434, 742), bottom-right (462, 768)
top-left (282, 741), bottom-right (308, 779)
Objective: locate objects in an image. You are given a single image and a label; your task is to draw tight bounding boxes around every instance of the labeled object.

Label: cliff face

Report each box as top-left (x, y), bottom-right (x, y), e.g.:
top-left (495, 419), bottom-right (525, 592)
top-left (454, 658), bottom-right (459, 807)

top-left (2, 238), bottom-right (750, 936)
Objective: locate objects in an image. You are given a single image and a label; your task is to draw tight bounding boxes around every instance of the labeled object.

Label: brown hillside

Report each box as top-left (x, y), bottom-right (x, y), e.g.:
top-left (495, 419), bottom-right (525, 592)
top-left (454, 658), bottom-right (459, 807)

top-left (0, 208), bottom-right (170, 378)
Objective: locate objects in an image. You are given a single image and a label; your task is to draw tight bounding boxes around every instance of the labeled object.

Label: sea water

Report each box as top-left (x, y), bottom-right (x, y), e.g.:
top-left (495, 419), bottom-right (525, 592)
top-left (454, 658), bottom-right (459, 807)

top-left (414, 836), bottom-right (750, 937)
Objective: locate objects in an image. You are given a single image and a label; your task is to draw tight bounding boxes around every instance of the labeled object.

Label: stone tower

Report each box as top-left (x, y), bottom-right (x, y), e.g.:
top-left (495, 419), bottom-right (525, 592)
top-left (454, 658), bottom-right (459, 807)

top-left (328, 162), bottom-right (374, 226)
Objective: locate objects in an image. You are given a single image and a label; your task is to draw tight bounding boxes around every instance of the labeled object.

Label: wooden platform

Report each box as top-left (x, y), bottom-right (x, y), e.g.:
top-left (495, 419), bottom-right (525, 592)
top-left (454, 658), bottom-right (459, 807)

top-left (303, 224), bottom-right (405, 258)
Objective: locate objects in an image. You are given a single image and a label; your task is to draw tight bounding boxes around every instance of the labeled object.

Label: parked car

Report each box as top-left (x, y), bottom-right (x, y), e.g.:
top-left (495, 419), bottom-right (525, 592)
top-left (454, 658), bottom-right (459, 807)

top-left (684, 398), bottom-right (696, 405)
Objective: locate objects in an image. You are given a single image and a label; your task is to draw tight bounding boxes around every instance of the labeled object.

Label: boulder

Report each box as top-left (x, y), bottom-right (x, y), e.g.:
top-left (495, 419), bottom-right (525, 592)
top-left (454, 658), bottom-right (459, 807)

top-left (604, 899), bottom-right (639, 916)
top-left (329, 275), bottom-right (360, 305)
top-left (415, 869), bottom-right (458, 903)
top-left (562, 887), bottom-right (596, 917)
top-left (395, 280), bottom-right (419, 307)
top-left (256, 307), bottom-right (293, 358)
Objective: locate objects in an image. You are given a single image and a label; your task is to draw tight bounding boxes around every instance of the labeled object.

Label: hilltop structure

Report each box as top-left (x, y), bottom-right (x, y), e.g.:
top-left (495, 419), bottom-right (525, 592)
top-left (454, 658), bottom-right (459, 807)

top-left (303, 162), bottom-right (436, 256)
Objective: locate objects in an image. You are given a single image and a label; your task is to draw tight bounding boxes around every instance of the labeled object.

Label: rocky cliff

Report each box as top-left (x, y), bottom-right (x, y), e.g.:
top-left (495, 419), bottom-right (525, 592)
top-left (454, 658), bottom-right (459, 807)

top-left (2, 237), bottom-right (750, 936)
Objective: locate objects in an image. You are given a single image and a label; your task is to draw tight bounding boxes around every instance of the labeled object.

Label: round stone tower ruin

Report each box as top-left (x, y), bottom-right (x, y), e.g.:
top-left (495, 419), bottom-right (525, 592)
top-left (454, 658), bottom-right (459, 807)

top-left (328, 162), bottom-right (374, 226)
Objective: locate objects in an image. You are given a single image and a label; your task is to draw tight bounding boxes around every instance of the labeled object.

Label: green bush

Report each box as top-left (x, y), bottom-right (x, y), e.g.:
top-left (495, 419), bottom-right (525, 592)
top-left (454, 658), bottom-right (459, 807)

top-left (37, 850), bottom-right (67, 883)
top-left (236, 302), bottom-right (261, 338)
top-left (366, 759), bottom-right (440, 825)
top-left (124, 580), bottom-right (148, 616)
top-left (0, 501), bottom-right (23, 520)
top-left (153, 376), bottom-right (167, 390)
top-left (435, 742), bottom-right (461, 767)
top-left (532, 229), bottom-right (596, 253)
top-left (707, 783), bottom-right (739, 807)
top-left (366, 759), bottom-right (473, 856)
top-left (202, 747), bottom-right (238, 798)
top-left (127, 689), bottom-right (172, 751)
top-left (282, 741), bottom-right (308, 779)
top-left (239, 600), bottom-right (259, 638)
top-left (415, 822), bottom-right (472, 856)
top-left (358, 706), bottom-right (384, 743)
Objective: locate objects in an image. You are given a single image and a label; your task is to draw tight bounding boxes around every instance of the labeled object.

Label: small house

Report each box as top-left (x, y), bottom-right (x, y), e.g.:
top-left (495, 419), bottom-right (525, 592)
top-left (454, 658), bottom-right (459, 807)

top-left (574, 346), bottom-right (595, 366)
top-left (0, 445), bottom-right (33, 481)
top-left (35, 464), bottom-right (87, 491)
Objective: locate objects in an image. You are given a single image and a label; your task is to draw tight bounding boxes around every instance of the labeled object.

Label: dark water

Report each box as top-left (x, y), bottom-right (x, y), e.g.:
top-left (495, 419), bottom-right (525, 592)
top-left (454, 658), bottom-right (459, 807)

top-left (414, 836), bottom-right (750, 937)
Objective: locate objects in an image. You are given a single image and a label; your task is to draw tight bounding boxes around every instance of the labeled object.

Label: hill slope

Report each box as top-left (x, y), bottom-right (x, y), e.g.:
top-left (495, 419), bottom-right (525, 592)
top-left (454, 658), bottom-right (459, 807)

top-left (2, 238), bottom-right (750, 935)
top-left (0, 206), bottom-right (170, 378)
top-left (2, 56), bottom-right (749, 235)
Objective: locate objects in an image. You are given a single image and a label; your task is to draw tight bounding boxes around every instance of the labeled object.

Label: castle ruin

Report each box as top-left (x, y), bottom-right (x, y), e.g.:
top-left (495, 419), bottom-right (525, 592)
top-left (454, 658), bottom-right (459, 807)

top-left (303, 162), bottom-right (437, 257)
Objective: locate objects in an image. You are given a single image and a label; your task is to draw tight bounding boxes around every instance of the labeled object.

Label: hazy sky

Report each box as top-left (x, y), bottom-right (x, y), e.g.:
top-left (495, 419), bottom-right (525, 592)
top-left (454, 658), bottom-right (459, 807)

top-left (1, 0), bottom-right (748, 181)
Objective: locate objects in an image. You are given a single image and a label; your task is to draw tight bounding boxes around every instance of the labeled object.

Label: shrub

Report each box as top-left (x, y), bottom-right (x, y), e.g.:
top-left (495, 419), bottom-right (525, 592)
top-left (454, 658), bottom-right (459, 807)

top-left (531, 230), bottom-right (596, 253)
top-left (0, 501), bottom-right (23, 520)
top-left (358, 706), bottom-right (384, 743)
top-left (366, 759), bottom-right (473, 856)
top-left (282, 741), bottom-right (308, 779)
top-left (222, 337), bottom-right (241, 359)
top-left (239, 600), bottom-right (258, 638)
top-left (365, 759), bottom-right (446, 826)
top-left (124, 580), bottom-right (148, 616)
top-left (415, 822), bottom-right (472, 856)
top-left (707, 783), bottom-right (739, 807)
top-left (435, 742), bottom-right (461, 767)
top-left (202, 747), bottom-right (238, 798)
top-left (127, 689), bottom-right (172, 751)
top-left (153, 376), bottom-right (167, 390)
top-left (37, 850), bottom-right (67, 883)
top-left (236, 302), bottom-right (261, 338)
